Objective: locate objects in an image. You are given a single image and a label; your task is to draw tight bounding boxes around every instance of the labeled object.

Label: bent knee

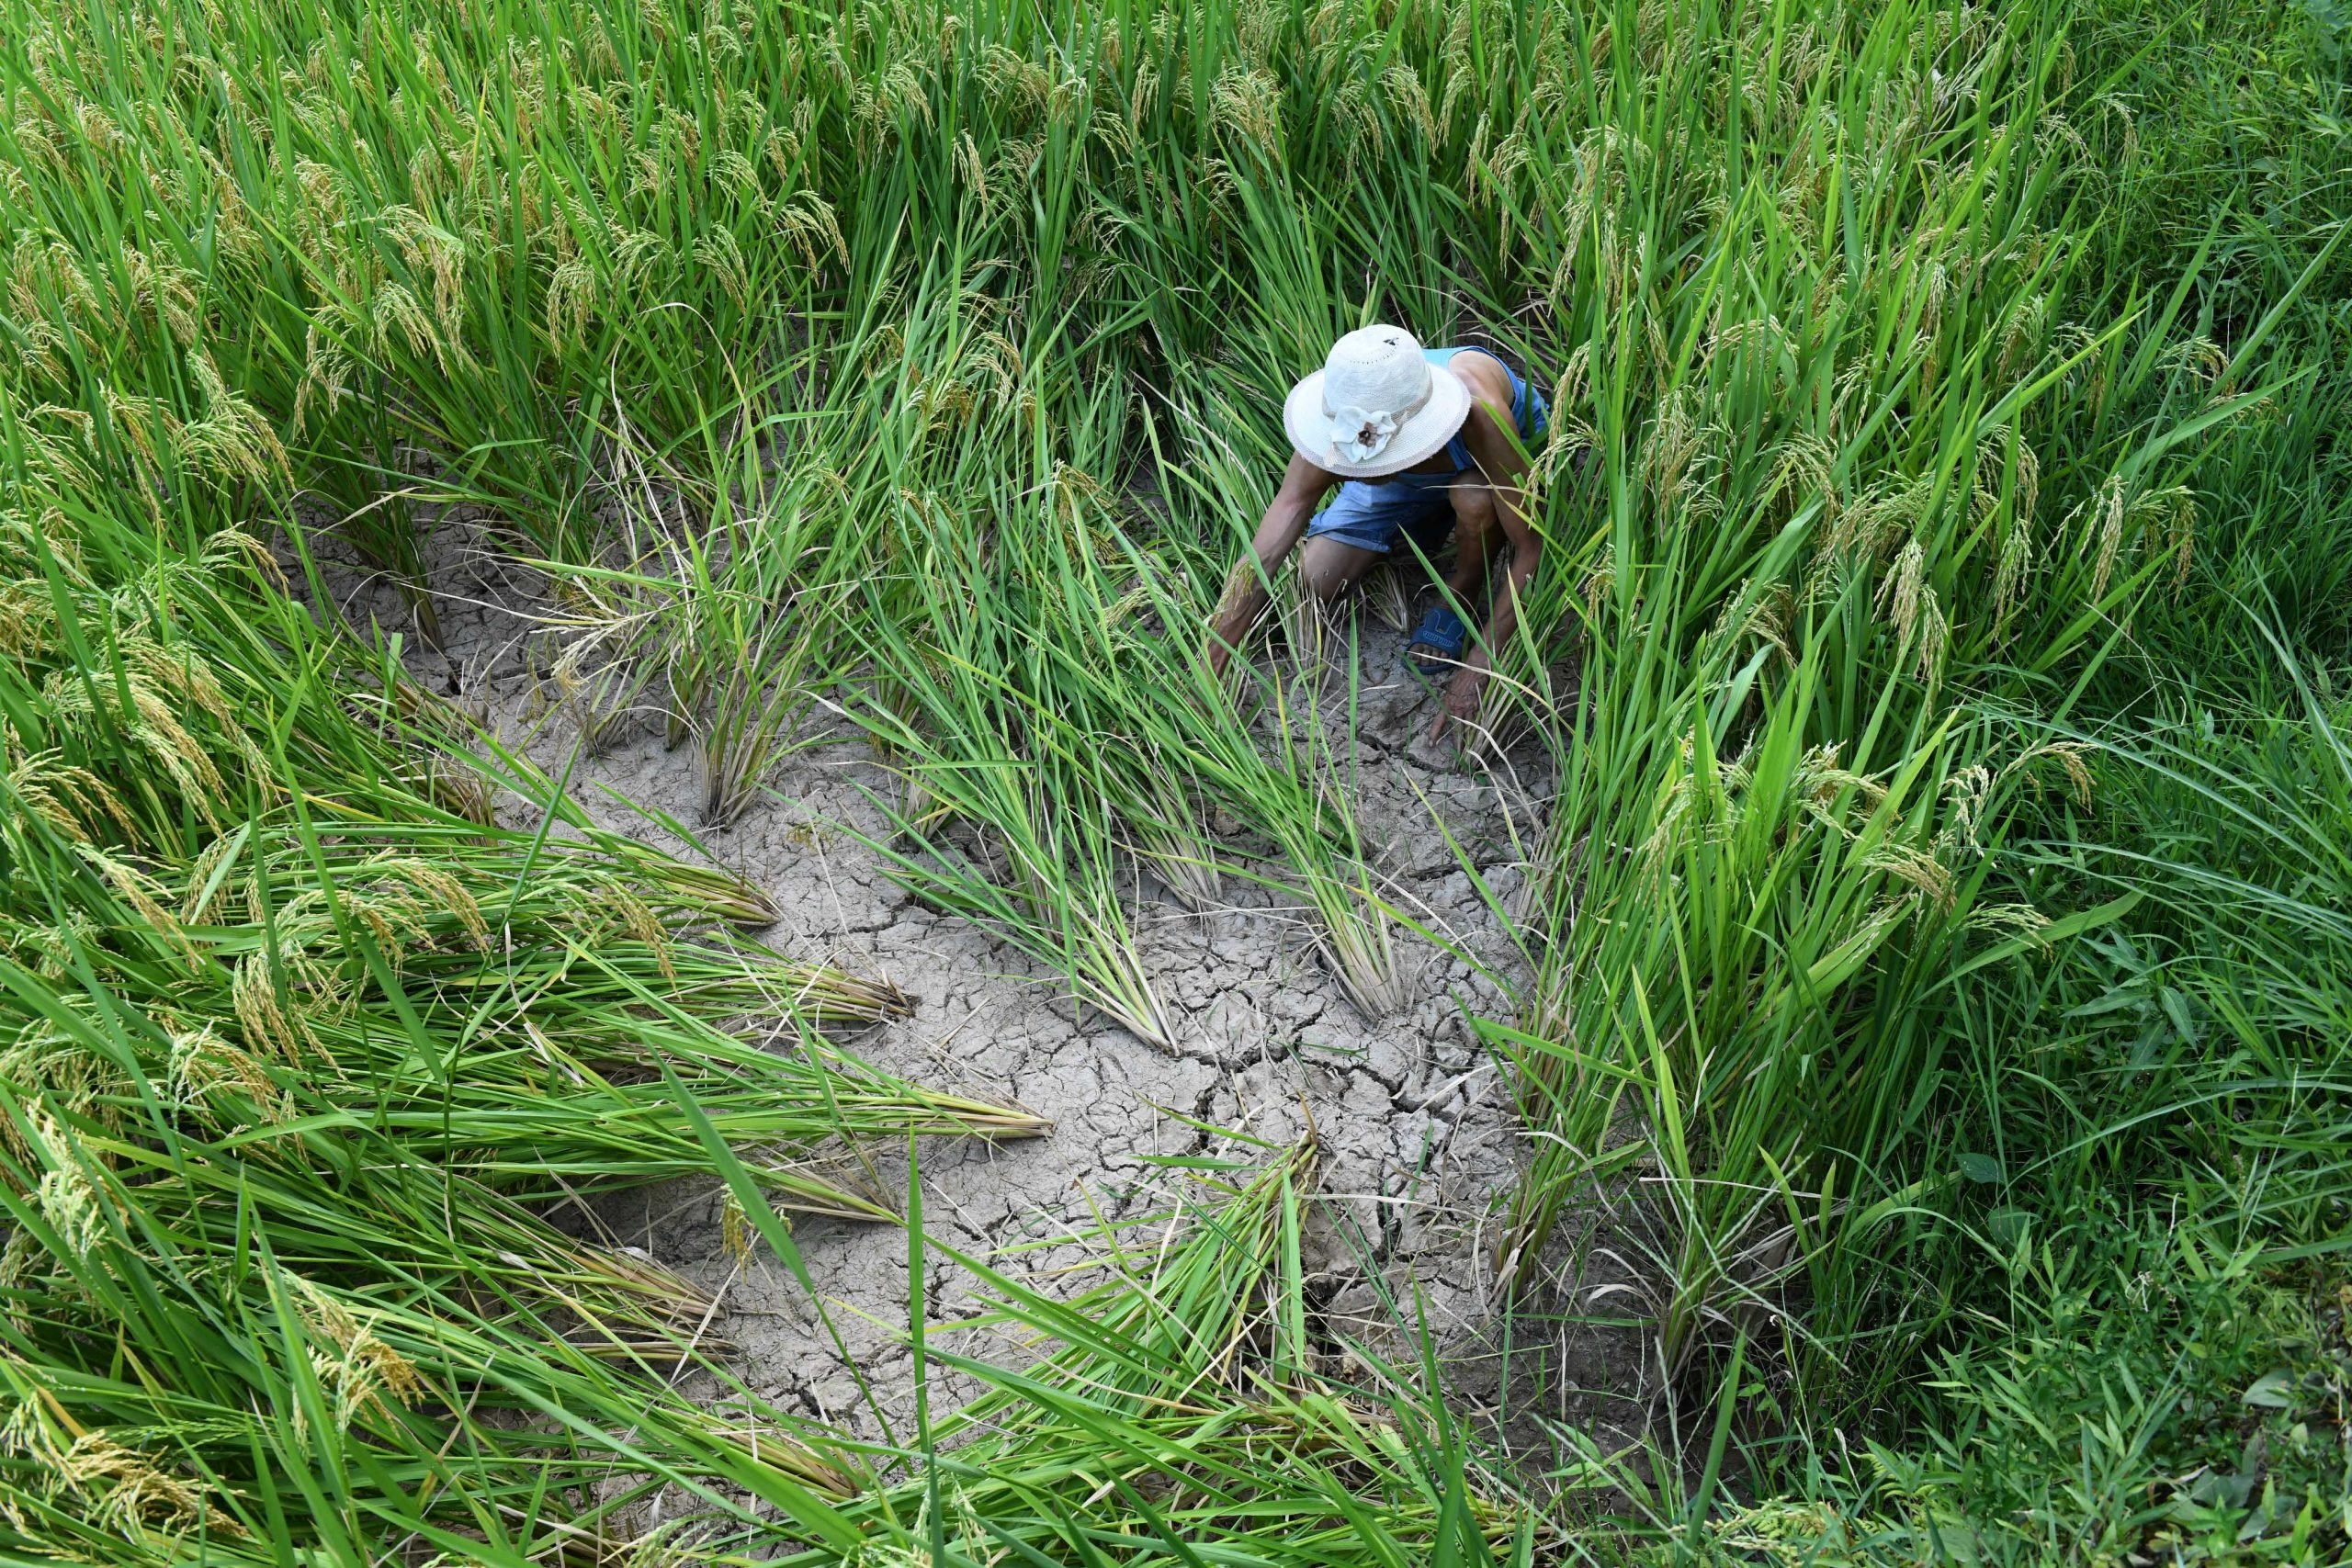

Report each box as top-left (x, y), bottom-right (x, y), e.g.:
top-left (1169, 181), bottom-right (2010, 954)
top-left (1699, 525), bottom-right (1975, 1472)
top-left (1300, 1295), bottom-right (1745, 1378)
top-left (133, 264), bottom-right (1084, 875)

top-left (1298, 540), bottom-right (1372, 602)
top-left (1451, 492), bottom-right (1498, 541)
top-left (1303, 562), bottom-right (1353, 602)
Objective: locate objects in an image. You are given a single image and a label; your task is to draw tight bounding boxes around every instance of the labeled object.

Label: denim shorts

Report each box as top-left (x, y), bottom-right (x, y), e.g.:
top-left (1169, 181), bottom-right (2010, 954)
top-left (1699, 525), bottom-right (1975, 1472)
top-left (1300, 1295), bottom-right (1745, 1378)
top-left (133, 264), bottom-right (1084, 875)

top-left (1304, 351), bottom-right (1548, 558)
top-left (1304, 469), bottom-right (1476, 558)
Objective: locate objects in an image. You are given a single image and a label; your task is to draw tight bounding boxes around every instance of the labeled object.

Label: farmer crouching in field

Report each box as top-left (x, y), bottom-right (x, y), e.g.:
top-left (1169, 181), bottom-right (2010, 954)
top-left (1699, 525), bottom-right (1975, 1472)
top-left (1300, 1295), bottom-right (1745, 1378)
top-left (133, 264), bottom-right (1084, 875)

top-left (1205, 324), bottom-right (1545, 739)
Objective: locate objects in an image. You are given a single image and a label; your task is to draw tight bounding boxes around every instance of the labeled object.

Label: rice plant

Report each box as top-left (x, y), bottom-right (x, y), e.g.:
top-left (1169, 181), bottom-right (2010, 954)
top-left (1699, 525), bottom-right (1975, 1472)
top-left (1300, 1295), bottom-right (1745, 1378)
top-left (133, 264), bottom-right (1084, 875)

top-left (845, 548), bottom-right (1179, 1052)
top-left (1153, 450), bottom-right (1419, 1016)
top-left (0, 345), bottom-right (1039, 1563)
top-left (757, 1133), bottom-right (1546, 1564)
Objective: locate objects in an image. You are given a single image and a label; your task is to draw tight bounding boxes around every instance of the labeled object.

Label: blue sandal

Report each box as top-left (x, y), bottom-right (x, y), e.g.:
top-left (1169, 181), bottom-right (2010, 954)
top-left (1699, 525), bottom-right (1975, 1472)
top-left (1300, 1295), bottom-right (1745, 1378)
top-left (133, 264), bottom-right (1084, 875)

top-left (1403, 606), bottom-right (1468, 681)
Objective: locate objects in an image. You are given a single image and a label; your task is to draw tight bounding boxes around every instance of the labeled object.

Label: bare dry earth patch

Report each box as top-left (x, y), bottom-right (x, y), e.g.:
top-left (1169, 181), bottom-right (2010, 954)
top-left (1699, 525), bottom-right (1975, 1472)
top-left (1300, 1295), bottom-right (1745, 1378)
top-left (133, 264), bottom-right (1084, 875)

top-left (301, 514), bottom-right (1649, 1470)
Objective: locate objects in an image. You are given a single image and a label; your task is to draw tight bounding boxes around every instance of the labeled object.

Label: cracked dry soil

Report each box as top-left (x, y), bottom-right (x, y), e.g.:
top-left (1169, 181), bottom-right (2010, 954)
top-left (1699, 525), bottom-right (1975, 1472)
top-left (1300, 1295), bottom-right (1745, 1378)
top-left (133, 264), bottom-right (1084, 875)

top-left (320, 519), bottom-right (1645, 1472)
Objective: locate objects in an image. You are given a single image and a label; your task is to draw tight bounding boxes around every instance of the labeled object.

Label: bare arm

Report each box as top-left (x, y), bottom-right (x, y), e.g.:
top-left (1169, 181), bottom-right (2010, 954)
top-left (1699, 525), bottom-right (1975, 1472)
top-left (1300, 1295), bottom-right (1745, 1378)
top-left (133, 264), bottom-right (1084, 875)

top-left (1438, 402), bottom-right (1540, 731)
top-left (1206, 453), bottom-right (1337, 676)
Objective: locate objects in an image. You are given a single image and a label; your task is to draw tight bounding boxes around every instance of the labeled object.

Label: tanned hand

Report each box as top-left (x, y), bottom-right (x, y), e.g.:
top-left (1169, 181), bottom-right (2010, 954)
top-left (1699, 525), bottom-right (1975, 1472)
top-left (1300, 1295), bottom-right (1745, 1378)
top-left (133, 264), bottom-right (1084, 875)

top-left (1204, 557), bottom-right (1261, 682)
top-left (1429, 667), bottom-right (1485, 743)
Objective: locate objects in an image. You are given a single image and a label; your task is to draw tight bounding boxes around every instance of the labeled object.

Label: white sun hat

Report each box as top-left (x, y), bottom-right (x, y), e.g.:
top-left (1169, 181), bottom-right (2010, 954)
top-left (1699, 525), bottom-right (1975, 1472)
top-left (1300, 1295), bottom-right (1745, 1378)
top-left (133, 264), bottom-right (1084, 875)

top-left (1283, 324), bottom-right (1474, 479)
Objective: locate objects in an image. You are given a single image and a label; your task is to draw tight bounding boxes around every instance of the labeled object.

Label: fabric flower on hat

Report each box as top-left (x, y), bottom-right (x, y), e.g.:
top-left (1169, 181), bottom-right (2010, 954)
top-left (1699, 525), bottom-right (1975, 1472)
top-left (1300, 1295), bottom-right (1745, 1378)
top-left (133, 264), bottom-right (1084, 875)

top-left (1329, 405), bottom-right (1400, 464)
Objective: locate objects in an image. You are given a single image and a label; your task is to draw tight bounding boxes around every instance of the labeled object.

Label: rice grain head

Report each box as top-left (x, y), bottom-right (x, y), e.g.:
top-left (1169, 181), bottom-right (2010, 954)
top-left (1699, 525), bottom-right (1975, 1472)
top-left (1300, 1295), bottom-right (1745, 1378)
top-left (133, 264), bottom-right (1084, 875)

top-left (9, 750), bottom-right (135, 845)
top-left (2086, 473), bottom-right (2128, 602)
top-left (1862, 840), bottom-right (1955, 912)
top-left (168, 1023), bottom-right (296, 1129)
top-left (74, 844), bottom-right (201, 970)
top-left (292, 1275), bottom-right (426, 1438)
top-left (28, 1112), bottom-right (111, 1264)
top-left (232, 951), bottom-right (318, 1062)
